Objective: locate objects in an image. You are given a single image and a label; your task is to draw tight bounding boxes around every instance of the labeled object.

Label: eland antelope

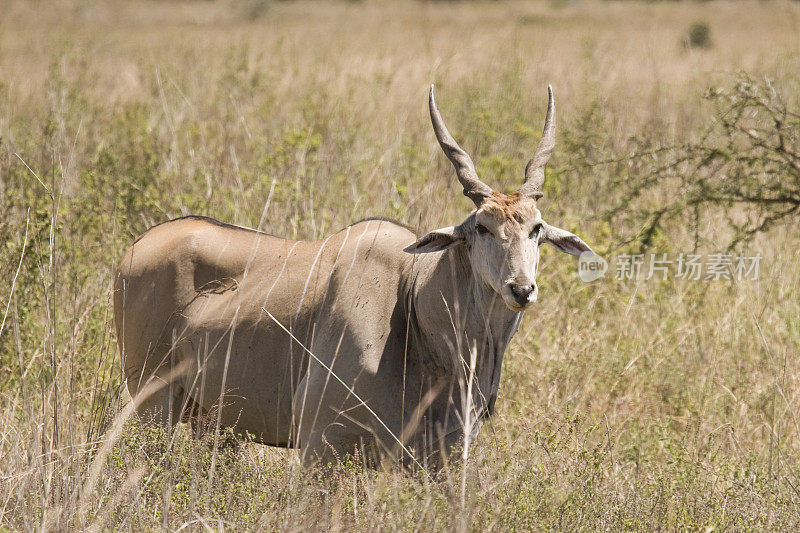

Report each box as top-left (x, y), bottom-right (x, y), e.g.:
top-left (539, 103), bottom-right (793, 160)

top-left (113, 85), bottom-right (593, 468)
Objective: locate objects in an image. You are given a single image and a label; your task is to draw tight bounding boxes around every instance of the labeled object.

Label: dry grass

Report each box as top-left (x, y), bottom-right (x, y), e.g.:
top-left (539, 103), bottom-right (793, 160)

top-left (2, 0), bottom-right (800, 530)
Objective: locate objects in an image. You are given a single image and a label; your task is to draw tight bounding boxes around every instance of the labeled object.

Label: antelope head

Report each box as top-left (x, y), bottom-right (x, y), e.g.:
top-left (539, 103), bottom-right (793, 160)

top-left (405, 85), bottom-right (593, 312)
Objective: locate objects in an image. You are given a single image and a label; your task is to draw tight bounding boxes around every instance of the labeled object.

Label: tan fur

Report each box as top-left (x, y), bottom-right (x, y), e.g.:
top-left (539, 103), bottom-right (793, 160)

top-left (479, 192), bottom-right (539, 228)
top-left (114, 216), bottom-right (517, 468)
top-left (114, 87), bottom-right (591, 470)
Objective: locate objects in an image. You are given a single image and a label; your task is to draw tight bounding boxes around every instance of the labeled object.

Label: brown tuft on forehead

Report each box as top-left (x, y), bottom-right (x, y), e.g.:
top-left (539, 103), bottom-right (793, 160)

top-left (480, 191), bottom-right (538, 222)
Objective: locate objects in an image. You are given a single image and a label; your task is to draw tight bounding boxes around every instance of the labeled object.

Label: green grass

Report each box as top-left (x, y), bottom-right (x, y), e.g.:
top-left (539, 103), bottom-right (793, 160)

top-left (2, 0), bottom-right (800, 530)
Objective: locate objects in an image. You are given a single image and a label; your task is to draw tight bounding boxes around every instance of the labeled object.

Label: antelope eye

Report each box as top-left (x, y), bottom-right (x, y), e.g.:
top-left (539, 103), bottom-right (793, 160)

top-left (476, 223), bottom-right (490, 235)
top-left (529, 223), bottom-right (543, 239)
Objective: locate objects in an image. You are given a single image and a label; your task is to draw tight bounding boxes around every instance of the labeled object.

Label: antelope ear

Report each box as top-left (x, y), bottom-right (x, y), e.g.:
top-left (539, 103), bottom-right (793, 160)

top-left (541, 223), bottom-right (593, 256)
top-left (404, 225), bottom-right (465, 253)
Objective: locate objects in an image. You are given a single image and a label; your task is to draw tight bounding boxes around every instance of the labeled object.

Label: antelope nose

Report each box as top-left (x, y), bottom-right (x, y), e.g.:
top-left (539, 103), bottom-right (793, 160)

top-left (510, 283), bottom-right (535, 305)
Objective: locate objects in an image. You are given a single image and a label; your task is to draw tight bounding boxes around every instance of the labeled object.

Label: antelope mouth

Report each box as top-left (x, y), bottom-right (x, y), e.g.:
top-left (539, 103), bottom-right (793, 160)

top-left (502, 288), bottom-right (537, 312)
top-left (504, 300), bottom-right (534, 312)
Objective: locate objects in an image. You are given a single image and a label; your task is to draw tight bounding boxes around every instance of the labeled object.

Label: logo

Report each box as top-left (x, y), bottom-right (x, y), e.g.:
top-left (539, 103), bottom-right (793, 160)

top-left (578, 251), bottom-right (608, 283)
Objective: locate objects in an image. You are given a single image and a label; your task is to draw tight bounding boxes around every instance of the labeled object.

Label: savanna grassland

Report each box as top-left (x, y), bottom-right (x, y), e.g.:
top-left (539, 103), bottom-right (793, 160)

top-left (2, 0), bottom-right (800, 530)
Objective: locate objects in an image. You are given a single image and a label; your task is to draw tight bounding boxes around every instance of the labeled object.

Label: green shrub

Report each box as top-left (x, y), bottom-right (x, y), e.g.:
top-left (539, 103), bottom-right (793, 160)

top-left (684, 21), bottom-right (712, 49)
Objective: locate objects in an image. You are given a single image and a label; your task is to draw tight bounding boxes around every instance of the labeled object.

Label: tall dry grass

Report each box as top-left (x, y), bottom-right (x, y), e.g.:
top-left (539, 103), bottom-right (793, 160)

top-left (2, 0), bottom-right (800, 529)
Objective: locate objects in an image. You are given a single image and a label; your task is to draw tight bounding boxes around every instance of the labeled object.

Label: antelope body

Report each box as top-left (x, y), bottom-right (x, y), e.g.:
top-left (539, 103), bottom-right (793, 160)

top-left (114, 86), bottom-right (592, 467)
